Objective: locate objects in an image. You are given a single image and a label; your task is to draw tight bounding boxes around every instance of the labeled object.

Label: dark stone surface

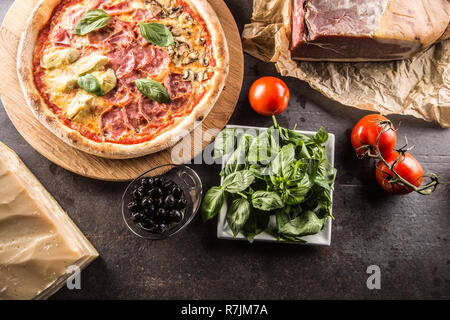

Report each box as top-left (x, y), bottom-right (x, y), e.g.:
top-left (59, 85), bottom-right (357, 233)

top-left (0, 0), bottom-right (449, 300)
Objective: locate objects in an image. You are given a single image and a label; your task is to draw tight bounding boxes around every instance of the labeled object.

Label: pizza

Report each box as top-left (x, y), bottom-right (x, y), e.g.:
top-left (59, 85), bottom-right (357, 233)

top-left (17, 0), bottom-right (229, 159)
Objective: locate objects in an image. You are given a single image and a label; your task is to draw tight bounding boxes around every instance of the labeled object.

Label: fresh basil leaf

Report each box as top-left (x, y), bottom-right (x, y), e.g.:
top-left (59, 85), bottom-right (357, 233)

top-left (278, 234), bottom-right (307, 243)
top-left (251, 191), bottom-right (284, 211)
top-left (297, 142), bottom-right (311, 159)
top-left (283, 175), bottom-right (311, 205)
top-left (223, 170), bottom-right (255, 193)
top-left (73, 9), bottom-right (111, 36)
top-left (310, 127), bottom-right (329, 145)
top-left (222, 147), bottom-right (245, 176)
top-left (271, 144), bottom-right (295, 178)
top-left (288, 131), bottom-right (309, 146)
top-left (300, 158), bottom-right (321, 182)
top-left (223, 134), bottom-right (254, 176)
top-left (248, 164), bottom-right (271, 181)
top-left (315, 161), bottom-right (337, 190)
top-left (139, 22), bottom-right (174, 47)
top-left (278, 210), bottom-right (324, 237)
top-left (275, 206), bottom-right (291, 231)
top-left (78, 73), bottom-right (102, 96)
top-left (135, 79), bottom-right (170, 103)
top-left (243, 210), bottom-right (270, 243)
top-left (201, 187), bottom-right (225, 221)
top-left (315, 186), bottom-right (333, 218)
top-left (213, 128), bottom-right (236, 159)
top-left (248, 130), bottom-right (272, 164)
top-left (267, 127), bottom-right (280, 154)
top-left (226, 197), bottom-right (251, 237)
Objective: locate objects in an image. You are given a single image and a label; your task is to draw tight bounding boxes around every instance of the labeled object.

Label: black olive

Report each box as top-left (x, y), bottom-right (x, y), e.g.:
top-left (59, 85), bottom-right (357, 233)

top-left (153, 177), bottom-right (162, 187)
top-left (156, 207), bottom-right (167, 221)
top-left (162, 179), bottom-right (174, 191)
top-left (140, 219), bottom-right (155, 231)
top-left (164, 194), bottom-right (176, 208)
top-left (153, 197), bottom-right (163, 208)
top-left (132, 188), bottom-right (143, 202)
top-left (130, 212), bottom-right (144, 223)
top-left (140, 178), bottom-right (151, 189)
top-left (155, 223), bottom-right (168, 233)
top-left (127, 201), bottom-right (140, 213)
top-left (172, 186), bottom-right (183, 199)
top-left (137, 186), bottom-right (146, 194)
top-left (176, 198), bottom-right (187, 210)
top-left (141, 196), bottom-right (153, 208)
top-left (169, 210), bottom-right (183, 223)
top-left (144, 204), bottom-right (155, 217)
top-left (150, 188), bottom-right (162, 198)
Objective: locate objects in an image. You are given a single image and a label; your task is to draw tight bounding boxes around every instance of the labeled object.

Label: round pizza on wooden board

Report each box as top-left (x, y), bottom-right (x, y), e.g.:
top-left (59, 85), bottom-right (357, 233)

top-left (17, 0), bottom-right (229, 159)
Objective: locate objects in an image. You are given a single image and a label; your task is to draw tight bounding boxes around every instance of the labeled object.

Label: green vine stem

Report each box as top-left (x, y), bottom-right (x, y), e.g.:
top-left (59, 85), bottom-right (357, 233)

top-left (355, 119), bottom-right (396, 159)
top-left (375, 123), bottom-right (445, 195)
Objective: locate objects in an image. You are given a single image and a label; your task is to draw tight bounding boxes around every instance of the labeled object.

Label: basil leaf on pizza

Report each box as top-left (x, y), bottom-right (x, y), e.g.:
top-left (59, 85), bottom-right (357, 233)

top-left (78, 74), bottom-right (103, 96)
top-left (135, 79), bottom-right (171, 103)
top-left (139, 23), bottom-right (175, 47)
top-left (73, 9), bottom-right (111, 36)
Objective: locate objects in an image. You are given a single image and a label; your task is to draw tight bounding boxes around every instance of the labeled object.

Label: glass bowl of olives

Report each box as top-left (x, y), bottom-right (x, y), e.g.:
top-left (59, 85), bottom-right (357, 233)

top-left (122, 164), bottom-right (202, 240)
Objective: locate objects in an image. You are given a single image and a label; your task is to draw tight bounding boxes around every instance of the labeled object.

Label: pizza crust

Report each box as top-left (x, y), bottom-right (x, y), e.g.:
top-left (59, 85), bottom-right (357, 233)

top-left (17, 0), bottom-right (229, 159)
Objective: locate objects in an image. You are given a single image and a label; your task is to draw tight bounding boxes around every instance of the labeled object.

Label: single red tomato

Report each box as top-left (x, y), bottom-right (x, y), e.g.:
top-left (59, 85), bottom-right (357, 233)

top-left (249, 77), bottom-right (290, 116)
top-left (375, 151), bottom-right (424, 194)
top-left (351, 114), bottom-right (396, 158)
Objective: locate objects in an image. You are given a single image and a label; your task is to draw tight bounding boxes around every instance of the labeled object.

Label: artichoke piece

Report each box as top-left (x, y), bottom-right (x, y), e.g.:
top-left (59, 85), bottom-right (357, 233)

top-left (53, 75), bottom-right (78, 93)
top-left (41, 48), bottom-right (80, 69)
top-left (91, 69), bottom-right (117, 95)
top-left (66, 92), bottom-right (94, 120)
top-left (72, 54), bottom-right (108, 76)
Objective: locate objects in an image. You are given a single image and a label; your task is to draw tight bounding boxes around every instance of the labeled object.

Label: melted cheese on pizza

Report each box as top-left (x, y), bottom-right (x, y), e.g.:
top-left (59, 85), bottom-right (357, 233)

top-left (34, 0), bottom-right (215, 144)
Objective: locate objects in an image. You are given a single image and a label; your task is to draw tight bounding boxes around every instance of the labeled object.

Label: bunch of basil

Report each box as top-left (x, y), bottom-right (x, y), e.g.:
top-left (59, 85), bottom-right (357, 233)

top-left (202, 118), bottom-right (337, 243)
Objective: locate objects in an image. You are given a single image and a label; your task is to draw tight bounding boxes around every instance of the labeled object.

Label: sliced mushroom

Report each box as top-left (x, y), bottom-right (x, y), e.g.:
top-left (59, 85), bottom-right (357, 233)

top-left (202, 70), bottom-right (210, 81)
top-left (195, 70), bottom-right (209, 82)
top-left (174, 43), bottom-right (189, 58)
top-left (199, 53), bottom-right (209, 67)
top-left (168, 6), bottom-right (182, 18)
top-left (171, 27), bottom-right (183, 37)
top-left (188, 52), bottom-right (198, 60)
top-left (182, 52), bottom-right (198, 65)
top-left (172, 55), bottom-right (181, 66)
top-left (183, 69), bottom-right (195, 81)
top-left (195, 71), bottom-right (204, 82)
top-left (145, 0), bottom-right (164, 16)
top-left (174, 36), bottom-right (188, 44)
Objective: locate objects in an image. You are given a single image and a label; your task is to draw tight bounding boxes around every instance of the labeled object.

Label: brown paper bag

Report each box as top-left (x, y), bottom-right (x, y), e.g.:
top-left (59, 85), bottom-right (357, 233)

top-left (242, 0), bottom-right (450, 127)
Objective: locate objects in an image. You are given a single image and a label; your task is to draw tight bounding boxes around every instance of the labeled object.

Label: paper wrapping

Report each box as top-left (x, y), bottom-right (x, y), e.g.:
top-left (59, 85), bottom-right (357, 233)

top-left (242, 0), bottom-right (450, 128)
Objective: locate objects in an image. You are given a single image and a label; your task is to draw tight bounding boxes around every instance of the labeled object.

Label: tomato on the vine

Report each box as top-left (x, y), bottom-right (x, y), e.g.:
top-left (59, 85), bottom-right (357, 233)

top-left (249, 77), bottom-right (290, 116)
top-left (375, 151), bottom-right (424, 194)
top-left (351, 114), bottom-right (397, 158)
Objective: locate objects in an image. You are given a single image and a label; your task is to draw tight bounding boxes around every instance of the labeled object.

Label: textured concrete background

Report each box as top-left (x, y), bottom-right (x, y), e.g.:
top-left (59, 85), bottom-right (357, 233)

top-left (1, 0), bottom-right (449, 299)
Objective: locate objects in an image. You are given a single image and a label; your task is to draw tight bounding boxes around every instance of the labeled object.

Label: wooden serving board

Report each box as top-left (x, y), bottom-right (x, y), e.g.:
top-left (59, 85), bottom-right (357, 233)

top-left (0, 0), bottom-right (243, 181)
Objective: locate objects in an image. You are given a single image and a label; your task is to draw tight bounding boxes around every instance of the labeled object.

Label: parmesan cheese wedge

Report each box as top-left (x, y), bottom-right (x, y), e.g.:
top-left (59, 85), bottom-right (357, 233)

top-left (0, 142), bottom-right (98, 300)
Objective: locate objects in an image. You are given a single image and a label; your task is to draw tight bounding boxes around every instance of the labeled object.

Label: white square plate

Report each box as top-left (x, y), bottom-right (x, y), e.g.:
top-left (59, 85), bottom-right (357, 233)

top-left (216, 125), bottom-right (335, 246)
